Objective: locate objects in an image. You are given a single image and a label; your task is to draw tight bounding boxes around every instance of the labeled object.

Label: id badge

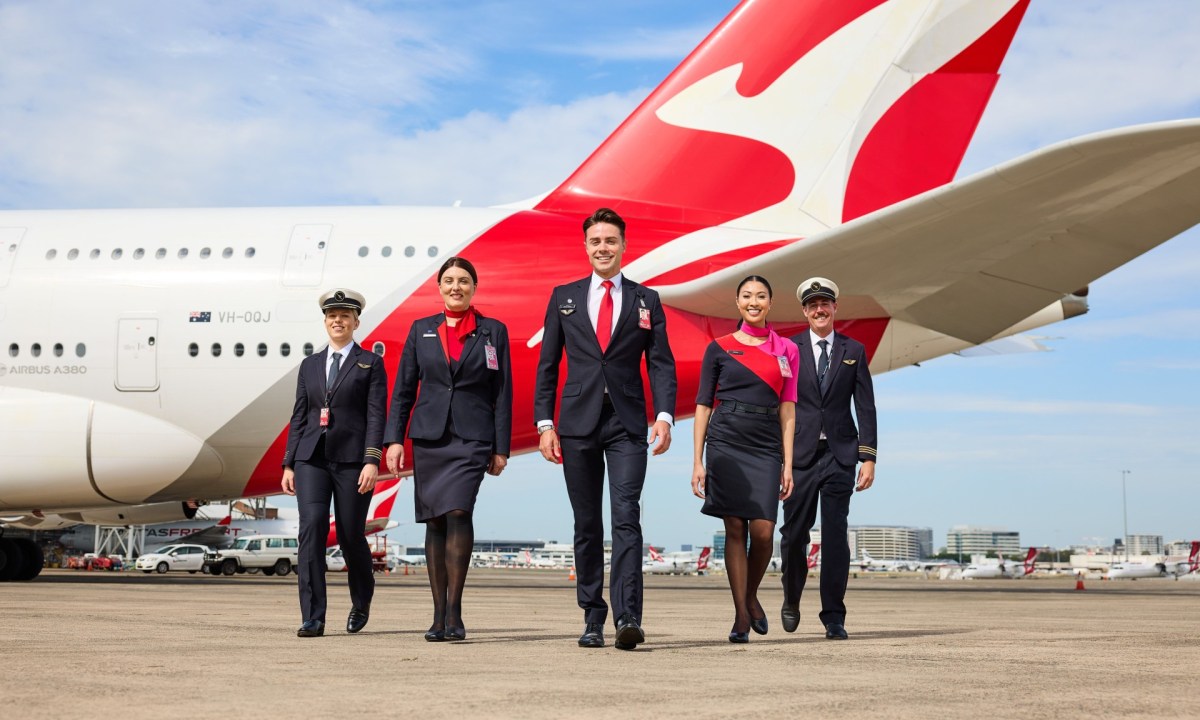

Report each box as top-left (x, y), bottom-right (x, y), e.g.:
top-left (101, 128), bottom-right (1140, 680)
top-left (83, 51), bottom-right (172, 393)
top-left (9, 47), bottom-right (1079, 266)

top-left (320, 407), bottom-right (331, 427)
top-left (484, 344), bottom-right (499, 371)
top-left (777, 355), bottom-right (793, 378)
top-left (638, 308), bottom-right (652, 329)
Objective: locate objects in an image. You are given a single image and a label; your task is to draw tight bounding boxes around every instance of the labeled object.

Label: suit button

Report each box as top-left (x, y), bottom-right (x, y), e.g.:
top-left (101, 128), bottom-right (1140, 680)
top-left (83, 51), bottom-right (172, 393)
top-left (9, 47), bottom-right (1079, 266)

top-left (601, 361), bottom-right (607, 366)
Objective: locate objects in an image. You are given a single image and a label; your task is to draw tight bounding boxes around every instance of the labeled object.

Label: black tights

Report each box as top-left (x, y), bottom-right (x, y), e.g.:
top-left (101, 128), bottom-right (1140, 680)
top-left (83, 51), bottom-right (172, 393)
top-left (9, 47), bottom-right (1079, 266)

top-left (424, 509), bottom-right (474, 630)
top-left (722, 516), bottom-right (775, 633)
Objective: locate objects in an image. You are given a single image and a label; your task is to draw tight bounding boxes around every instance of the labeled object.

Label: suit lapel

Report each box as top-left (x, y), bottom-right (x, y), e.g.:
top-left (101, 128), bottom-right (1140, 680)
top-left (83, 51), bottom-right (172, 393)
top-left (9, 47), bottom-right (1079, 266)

top-left (453, 319), bottom-right (487, 379)
top-left (610, 277), bottom-right (639, 343)
top-left (563, 279), bottom-right (599, 353)
top-left (797, 329), bottom-right (821, 397)
top-left (328, 344), bottom-right (360, 397)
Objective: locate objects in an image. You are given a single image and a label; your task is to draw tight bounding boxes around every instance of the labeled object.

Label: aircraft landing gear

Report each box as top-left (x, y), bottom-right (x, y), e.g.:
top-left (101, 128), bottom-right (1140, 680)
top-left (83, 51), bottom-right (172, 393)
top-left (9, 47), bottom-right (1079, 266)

top-left (0, 537), bottom-right (44, 581)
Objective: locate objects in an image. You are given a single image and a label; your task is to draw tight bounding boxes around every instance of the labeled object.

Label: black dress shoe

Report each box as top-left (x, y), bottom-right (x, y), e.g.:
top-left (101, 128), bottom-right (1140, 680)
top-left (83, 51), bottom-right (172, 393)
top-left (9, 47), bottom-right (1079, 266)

top-left (825, 622), bottom-right (849, 640)
top-left (781, 604), bottom-right (801, 633)
top-left (424, 627), bottom-right (445, 642)
top-left (346, 607), bottom-right (370, 634)
top-left (296, 620), bottom-right (325, 637)
top-left (444, 626), bottom-right (466, 641)
top-left (728, 631), bottom-right (750, 644)
top-left (578, 622), bottom-right (605, 648)
top-left (750, 599), bottom-right (768, 635)
top-left (614, 613), bottom-right (645, 650)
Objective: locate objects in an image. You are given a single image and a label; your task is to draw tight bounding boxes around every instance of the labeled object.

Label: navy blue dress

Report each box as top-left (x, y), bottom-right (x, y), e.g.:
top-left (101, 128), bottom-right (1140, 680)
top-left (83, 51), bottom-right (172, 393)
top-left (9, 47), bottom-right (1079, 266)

top-left (696, 335), bottom-right (797, 521)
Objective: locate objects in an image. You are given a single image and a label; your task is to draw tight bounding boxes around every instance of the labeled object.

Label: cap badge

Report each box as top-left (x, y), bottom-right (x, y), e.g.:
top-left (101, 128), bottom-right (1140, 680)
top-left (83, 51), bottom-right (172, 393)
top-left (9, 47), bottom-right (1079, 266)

top-left (334, 291), bottom-right (345, 302)
top-left (811, 281), bottom-right (821, 292)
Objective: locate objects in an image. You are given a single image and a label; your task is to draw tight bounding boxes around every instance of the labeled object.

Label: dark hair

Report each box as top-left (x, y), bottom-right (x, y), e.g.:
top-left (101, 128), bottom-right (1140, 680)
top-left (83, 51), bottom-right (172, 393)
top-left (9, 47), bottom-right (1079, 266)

top-left (437, 256), bottom-right (478, 284)
top-left (582, 207), bottom-right (626, 239)
top-left (736, 275), bottom-right (773, 298)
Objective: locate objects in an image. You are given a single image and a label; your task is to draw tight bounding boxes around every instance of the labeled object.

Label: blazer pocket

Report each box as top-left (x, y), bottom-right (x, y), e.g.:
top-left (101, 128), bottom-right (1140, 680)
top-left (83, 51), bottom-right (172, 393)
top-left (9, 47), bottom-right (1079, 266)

top-left (621, 383), bottom-right (643, 399)
top-left (562, 382), bottom-right (581, 397)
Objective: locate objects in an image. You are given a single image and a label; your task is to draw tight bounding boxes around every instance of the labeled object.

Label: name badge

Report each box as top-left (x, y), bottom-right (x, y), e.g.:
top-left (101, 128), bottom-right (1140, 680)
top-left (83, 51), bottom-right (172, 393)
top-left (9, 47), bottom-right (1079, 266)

top-left (638, 308), bottom-right (651, 329)
top-left (484, 344), bottom-right (499, 371)
top-left (422, 331), bottom-right (438, 338)
top-left (777, 355), bottom-right (793, 378)
top-left (320, 407), bottom-right (331, 427)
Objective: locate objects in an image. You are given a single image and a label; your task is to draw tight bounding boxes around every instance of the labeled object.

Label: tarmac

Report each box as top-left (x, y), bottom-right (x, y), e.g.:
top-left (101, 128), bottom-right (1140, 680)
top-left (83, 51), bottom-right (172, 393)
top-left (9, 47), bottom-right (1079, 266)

top-left (2, 569), bottom-right (1198, 719)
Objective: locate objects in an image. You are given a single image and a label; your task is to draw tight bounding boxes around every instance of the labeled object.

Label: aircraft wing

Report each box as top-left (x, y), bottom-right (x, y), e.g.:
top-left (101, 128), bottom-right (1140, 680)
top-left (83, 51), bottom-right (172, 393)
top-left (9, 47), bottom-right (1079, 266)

top-left (173, 524), bottom-right (234, 549)
top-left (657, 120), bottom-right (1200, 344)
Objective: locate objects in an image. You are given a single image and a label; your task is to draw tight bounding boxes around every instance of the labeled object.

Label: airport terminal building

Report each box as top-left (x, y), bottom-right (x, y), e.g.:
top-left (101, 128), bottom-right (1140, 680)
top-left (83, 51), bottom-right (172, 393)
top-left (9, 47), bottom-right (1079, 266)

top-left (946, 525), bottom-right (1021, 556)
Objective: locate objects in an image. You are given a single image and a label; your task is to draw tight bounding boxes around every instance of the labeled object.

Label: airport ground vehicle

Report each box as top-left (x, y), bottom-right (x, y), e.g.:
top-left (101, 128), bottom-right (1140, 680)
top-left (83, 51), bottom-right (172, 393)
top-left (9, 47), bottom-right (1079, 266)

top-left (326, 547), bottom-right (346, 572)
top-left (203, 535), bottom-right (298, 577)
top-left (135, 544), bottom-right (210, 574)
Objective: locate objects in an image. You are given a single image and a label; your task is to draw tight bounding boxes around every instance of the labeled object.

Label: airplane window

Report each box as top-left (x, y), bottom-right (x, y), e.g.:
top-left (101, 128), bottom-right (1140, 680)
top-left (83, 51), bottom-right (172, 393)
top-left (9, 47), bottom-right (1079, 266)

top-left (90, 249), bottom-right (101, 259)
top-left (211, 343), bottom-right (222, 357)
top-left (111, 249), bottom-right (123, 260)
top-left (404, 246), bottom-right (415, 257)
top-left (280, 343), bottom-right (291, 357)
top-left (7, 344), bottom-right (16, 357)
top-left (31, 343), bottom-right (41, 357)
top-left (381, 246), bottom-right (392, 258)
top-left (75, 343), bottom-right (86, 357)
top-left (245, 247), bottom-right (256, 258)
top-left (199, 247), bottom-right (211, 259)
top-left (358, 246), bottom-right (369, 258)
top-left (46, 249), bottom-right (57, 260)
top-left (54, 343), bottom-right (64, 357)
top-left (188, 343), bottom-right (199, 357)
top-left (234, 342), bottom-right (245, 357)
top-left (372, 342), bottom-right (385, 356)
top-left (155, 248), bottom-right (167, 259)
top-left (257, 343), bottom-right (267, 357)
top-left (222, 247), bottom-right (233, 259)
top-left (303, 343), bottom-right (314, 356)
top-left (178, 248), bottom-right (189, 259)
top-left (427, 246), bottom-right (438, 257)
top-left (133, 248), bottom-right (145, 260)
top-left (68, 249), bottom-right (79, 260)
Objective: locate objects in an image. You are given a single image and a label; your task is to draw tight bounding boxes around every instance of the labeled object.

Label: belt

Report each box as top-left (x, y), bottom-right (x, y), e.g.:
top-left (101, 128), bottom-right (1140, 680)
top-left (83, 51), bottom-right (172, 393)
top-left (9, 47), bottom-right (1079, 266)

top-left (719, 400), bottom-right (778, 415)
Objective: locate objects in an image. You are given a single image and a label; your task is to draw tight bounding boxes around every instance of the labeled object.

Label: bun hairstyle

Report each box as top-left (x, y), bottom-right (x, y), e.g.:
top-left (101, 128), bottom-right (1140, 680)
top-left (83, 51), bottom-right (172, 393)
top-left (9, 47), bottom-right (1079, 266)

top-left (437, 256), bottom-right (478, 284)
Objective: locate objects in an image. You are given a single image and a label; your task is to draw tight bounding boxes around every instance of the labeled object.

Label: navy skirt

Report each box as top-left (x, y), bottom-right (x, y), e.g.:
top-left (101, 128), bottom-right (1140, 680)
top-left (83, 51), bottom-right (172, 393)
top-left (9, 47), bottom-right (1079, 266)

top-left (411, 428), bottom-right (491, 522)
top-left (701, 404), bottom-right (782, 522)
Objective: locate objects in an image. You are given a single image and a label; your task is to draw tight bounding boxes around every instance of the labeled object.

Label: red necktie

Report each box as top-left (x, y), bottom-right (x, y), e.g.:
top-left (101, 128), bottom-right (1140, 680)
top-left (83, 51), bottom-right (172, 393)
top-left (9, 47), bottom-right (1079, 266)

top-left (597, 279), bottom-right (614, 353)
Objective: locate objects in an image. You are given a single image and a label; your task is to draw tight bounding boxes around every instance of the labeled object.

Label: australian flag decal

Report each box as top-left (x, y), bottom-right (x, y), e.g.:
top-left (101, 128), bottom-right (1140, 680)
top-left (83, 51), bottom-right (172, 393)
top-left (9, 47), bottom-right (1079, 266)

top-left (189, 311), bottom-right (212, 323)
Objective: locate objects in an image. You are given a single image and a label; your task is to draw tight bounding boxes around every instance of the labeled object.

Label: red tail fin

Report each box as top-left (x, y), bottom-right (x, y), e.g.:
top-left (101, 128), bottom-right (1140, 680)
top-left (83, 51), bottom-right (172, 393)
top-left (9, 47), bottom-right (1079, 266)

top-left (327, 478), bottom-right (402, 547)
top-left (217, 515), bottom-right (232, 527)
top-left (1023, 548), bottom-right (1038, 575)
top-left (697, 546), bottom-right (712, 570)
top-left (1189, 541), bottom-right (1199, 572)
top-left (807, 543), bottom-right (821, 569)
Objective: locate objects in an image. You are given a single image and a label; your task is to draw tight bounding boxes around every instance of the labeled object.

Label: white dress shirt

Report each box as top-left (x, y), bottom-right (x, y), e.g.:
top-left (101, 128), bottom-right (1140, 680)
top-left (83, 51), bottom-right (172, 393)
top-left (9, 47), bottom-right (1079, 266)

top-left (809, 329), bottom-right (833, 439)
top-left (324, 339), bottom-right (356, 391)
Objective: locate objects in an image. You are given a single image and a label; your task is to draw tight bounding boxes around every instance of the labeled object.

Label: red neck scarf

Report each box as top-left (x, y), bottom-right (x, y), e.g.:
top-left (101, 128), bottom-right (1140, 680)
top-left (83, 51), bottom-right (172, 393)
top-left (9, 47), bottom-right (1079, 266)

top-left (440, 306), bottom-right (478, 362)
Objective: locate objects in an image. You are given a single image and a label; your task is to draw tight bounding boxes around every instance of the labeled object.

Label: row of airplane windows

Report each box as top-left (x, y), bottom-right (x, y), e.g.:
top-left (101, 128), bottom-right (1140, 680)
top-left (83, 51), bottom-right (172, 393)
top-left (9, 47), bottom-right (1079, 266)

top-left (40, 245), bottom-right (439, 261)
top-left (9, 342), bottom-right (86, 358)
top-left (186, 341), bottom-right (387, 358)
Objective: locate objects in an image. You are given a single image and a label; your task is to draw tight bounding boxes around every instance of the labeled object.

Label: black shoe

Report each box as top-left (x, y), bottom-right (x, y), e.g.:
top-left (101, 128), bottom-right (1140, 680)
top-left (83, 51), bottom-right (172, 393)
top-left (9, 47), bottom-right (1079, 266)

top-left (424, 627), bottom-right (445, 642)
top-left (296, 620), bottom-right (325, 637)
top-left (614, 613), bottom-right (645, 650)
top-left (728, 631), bottom-right (750, 644)
top-left (781, 604), bottom-right (800, 633)
top-left (825, 622), bottom-right (849, 640)
top-left (750, 600), bottom-right (768, 635)
top-left (346, 607), bottom-right (370, 634)
top-left (578, 622), bottom-right (605, 648)
top-left (444, 626), bottom-right (466, 641)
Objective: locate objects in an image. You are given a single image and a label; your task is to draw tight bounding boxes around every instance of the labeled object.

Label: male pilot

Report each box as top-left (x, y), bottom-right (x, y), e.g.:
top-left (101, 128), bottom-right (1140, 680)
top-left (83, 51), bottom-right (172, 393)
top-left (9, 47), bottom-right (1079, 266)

top-left (780, 277), bottom-right (877, 640)
top-left (535, 208), bottom-right (677, 651)
top-left (281, 289), bottom-right (388, 637)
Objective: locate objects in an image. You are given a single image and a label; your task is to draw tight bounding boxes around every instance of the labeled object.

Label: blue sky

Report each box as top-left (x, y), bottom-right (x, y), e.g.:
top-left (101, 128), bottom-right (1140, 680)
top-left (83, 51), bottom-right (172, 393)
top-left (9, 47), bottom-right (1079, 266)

top-left (2, 1), bottom-right (1197, 552)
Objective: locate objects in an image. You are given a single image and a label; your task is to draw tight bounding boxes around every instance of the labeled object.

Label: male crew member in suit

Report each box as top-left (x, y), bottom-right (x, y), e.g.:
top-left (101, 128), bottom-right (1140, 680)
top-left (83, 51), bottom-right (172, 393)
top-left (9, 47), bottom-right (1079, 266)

top-left (779, 277), bottom-right (877, 641)
top-left (535, 207), bottom-right (677, 651)
top-left (281, 289), bottom-right (388, 638)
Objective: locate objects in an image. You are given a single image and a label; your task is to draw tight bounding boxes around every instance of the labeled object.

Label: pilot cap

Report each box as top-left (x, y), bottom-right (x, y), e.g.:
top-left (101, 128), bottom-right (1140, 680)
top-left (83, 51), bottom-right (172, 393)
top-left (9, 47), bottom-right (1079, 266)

top-left (319, 288), bottom-right (365, 314)
top-left (797, 277), bottom-right (839, 305)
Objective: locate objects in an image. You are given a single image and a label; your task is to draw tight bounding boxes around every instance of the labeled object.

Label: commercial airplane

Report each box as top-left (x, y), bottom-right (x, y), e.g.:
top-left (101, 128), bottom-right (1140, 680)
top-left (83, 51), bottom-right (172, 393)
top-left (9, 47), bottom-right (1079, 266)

top-left (1105, 542), bottom-right (1199, 580)
top-left (960, 548), bottom-right (1037, 579)
top-left (855, 550), bottom-right (917, 572)
top-left (643, 546), bottom-right (713, 575)
top-left (3, 0), bottom-right (1200, 582)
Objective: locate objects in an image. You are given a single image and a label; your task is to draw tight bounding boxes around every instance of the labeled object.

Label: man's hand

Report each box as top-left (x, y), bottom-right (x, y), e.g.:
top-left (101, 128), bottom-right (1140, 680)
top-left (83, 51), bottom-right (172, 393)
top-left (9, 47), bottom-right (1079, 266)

top-left (856, 460), bottom-right (875, 492)
top-left (538, 429), bottom-right (561, 464)
top-left (281, 468), bottom-right (296, 496)
top-left (649, 420), bottom-right (672, 456)
top-left (487, 454), bottom-right (508, 476)
top-left (385, 444), bottom-right (405, 475)
top-left (358, 464), bottom-right (379, 494)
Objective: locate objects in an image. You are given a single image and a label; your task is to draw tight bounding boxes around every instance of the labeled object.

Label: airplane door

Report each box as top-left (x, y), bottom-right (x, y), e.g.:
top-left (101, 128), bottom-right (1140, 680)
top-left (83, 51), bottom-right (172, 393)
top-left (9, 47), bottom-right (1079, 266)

top-left (0, 227), bottom-right (26, 288)
top-left (116, 318), bottom-right (159, 391)
top-left (282, 224), bottom-right (331, 286)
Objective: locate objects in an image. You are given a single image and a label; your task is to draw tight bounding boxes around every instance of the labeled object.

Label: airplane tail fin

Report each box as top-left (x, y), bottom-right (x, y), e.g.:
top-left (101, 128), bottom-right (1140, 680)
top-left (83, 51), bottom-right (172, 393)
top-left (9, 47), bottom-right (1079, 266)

top-left (1189, 541), bottom-right (1200, 573)
top-left (808, 543), bottom-right (821, 569)
top-left (217, 515), bottom-right (231, 526)
top-left (537, 0), bottom-right (1030, 232)
top-left (362, 478), bottom-right (402, 536)
top-left (697, 546), bottom-right (712, 570)
top-left (1022, 548), bottom-right (1038, 575)
top-left (648, 546), bottom-right (665, 562)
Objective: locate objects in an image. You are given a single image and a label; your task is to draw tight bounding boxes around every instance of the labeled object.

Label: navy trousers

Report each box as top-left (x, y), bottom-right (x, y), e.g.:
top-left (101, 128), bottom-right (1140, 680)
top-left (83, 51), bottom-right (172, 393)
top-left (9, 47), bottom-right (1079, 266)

top-left (294, 438), bottom-right (374, 623)
top-left (780, 443), bottom-right (855, 626)
top-left (560, 401), bottom-right (648, 627)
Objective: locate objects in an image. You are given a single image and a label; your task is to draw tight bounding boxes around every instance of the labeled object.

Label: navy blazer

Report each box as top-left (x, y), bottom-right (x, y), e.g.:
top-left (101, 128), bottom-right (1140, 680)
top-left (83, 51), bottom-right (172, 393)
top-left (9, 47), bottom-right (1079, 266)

top-left (788, 329), bottom-right (877, 468)
top-left (535, 276), bottom-right (677, 437)
top-left (283, 342), bottom-right (388, 468)
top-left (384, 313), bottom-right (513, 456)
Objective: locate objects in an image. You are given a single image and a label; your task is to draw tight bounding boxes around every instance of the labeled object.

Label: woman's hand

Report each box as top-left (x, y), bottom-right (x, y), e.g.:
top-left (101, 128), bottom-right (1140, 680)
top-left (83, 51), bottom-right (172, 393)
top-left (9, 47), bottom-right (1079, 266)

top-left (487, 454), bottom-right (508, 476)
top-left (779, 465), bottom-right (793, 501)
top-left (691, 463), bottom-right (707, 499)
top-left (385, 444), bottom-right (405, 475)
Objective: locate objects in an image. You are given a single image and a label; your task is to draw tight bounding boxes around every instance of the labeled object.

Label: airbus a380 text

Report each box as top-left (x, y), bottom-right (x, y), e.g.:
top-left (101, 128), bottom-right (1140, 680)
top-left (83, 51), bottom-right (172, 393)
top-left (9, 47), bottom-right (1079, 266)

top-left (3, 0), bottom-right (1200, 581)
